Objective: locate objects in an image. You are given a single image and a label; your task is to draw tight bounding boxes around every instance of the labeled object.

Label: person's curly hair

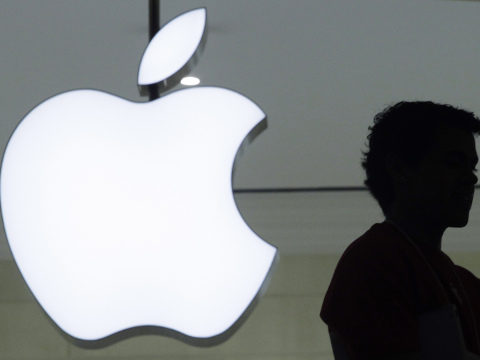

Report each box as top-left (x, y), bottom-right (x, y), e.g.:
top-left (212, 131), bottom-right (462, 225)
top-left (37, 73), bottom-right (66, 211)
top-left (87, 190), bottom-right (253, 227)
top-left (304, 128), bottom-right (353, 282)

top-left (362, 101), bottom-right (480, 215)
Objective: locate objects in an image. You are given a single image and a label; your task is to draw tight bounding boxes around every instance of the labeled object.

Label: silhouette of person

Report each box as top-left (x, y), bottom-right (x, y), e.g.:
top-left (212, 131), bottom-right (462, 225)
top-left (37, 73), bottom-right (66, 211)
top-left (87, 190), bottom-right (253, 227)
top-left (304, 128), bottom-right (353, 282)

top-left (321, 101), bottom-right (480, 359)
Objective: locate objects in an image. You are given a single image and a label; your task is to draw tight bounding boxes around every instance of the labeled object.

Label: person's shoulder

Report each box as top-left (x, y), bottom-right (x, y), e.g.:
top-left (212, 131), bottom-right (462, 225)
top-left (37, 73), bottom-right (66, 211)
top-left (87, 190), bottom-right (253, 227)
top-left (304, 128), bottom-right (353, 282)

top-left (453, 262), bottom-right (480, 284)
top-left (329, 222), bottom-right (415, 286)
top-left (452, 262), bottom-right (480, 324)
top-left (433, 251), bottom-right (480, 284)
top-left (340, 222), bottom-right (409, 264)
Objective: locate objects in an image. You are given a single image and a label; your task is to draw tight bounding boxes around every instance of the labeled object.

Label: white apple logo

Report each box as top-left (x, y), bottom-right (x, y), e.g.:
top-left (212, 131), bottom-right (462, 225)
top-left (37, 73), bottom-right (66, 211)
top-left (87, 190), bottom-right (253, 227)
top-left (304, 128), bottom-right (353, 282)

top-left (0, 8), bottom-right (278, 347)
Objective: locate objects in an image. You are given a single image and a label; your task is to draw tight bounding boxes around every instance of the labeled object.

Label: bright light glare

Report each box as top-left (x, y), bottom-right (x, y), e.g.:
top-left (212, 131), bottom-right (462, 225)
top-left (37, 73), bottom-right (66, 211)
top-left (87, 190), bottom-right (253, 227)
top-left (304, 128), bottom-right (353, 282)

top-left (181, 77), bottom-right (200, 86)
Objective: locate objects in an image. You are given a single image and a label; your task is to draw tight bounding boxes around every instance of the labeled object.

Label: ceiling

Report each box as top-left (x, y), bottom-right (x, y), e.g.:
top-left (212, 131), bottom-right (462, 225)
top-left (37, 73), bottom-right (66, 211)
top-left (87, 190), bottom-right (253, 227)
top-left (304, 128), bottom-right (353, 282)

top-left (1, 0), bottom-right (480, 260)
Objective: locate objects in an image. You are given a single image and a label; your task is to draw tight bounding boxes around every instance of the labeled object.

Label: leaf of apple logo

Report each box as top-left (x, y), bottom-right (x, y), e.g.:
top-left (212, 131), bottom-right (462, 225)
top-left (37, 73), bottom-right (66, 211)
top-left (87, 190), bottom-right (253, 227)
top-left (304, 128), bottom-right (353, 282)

top-left (0, 7), bottom-right (278, 348)
top-left (138, 7), bottom-right (207, 94)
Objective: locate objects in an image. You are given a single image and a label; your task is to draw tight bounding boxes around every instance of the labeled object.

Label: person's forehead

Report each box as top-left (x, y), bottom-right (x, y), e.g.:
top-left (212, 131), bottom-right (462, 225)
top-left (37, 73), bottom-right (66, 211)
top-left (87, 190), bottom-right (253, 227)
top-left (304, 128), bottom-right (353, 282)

top-left (432, 124), bottom-right (477, 158)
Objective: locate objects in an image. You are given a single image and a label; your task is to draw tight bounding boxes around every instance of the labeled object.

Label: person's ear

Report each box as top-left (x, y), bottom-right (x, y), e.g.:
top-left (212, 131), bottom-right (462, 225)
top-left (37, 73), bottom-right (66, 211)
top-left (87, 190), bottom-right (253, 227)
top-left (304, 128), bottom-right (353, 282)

top-left (386, 153), bottom-right (408, 184)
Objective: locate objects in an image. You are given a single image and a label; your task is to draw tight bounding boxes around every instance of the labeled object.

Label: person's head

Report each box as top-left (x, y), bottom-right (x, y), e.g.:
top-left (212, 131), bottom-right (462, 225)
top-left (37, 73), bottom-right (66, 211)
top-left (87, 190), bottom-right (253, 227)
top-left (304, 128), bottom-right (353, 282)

top-left (362, 101), bottom-right (480, 227)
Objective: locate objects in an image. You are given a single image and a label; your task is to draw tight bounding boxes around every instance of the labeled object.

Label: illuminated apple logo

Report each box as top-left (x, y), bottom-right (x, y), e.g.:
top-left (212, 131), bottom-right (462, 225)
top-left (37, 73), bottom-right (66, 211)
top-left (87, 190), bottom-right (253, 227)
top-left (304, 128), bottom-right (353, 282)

top-left (0, 8), bottom-right (278, 347)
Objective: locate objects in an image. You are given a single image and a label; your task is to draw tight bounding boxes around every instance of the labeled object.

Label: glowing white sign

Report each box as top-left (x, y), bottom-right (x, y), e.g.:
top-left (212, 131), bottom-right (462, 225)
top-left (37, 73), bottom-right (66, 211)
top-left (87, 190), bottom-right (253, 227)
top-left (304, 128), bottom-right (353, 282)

top-left (0, 8), bottom-right (277, 347)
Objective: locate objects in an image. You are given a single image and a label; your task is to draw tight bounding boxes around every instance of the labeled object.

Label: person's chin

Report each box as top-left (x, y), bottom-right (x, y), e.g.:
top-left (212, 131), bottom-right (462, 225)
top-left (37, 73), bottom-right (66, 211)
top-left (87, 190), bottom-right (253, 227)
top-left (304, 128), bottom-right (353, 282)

top-left (446, 199), bottom-right (473, 227)
top-left (448, 213), bottom-right (470, 228)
